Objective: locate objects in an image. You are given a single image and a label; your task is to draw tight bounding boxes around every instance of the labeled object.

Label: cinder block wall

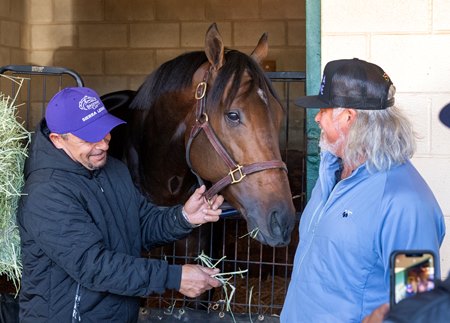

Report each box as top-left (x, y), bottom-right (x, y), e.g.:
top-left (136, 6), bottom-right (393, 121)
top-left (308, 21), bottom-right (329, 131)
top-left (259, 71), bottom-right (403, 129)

top-left (0, 0), bottom-right (305, 96)
top-left (321, 0), bottom-right (450, 278)
top-left (0, 0), bottom-right (26, 65)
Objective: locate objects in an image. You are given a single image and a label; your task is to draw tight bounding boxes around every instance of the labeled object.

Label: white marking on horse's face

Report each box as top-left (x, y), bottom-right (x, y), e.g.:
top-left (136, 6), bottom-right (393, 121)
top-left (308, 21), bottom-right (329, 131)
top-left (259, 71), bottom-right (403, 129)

top-left (257, 88), bottom-right (268, 105)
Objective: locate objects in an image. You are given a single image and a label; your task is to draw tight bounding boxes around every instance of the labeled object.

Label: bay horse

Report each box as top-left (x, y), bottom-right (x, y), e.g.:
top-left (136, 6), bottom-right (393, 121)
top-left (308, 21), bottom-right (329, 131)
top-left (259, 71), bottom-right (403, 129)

top-left (103, 23), bottom-right (295, 247)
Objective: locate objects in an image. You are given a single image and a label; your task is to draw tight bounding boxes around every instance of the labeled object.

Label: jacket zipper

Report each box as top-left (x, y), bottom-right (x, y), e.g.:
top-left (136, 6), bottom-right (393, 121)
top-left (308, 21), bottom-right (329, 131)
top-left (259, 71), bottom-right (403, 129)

top-left (71, 283), bottom-right (81, 322)
top-left (94, 176), bottom-right (104, 192)
top-left (298, 179), bottom-right (343, 274)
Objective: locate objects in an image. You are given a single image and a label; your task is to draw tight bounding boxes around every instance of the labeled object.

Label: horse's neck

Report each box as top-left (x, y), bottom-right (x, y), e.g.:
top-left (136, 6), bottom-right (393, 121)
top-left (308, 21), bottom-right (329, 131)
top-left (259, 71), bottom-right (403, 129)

top-left (134, 98), bottom-right (198, 206)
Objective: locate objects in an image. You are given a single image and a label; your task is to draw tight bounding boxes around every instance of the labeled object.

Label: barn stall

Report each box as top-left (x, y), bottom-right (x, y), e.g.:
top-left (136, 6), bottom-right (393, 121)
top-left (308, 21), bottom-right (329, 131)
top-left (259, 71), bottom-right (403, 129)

top-left (0, 65), bottom-right (306, 322)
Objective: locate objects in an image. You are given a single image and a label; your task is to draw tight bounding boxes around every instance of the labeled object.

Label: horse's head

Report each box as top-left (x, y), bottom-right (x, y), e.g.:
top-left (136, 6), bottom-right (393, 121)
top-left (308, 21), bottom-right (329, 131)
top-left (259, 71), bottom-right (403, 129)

top-left (186, 23), bottom-right (296, 247)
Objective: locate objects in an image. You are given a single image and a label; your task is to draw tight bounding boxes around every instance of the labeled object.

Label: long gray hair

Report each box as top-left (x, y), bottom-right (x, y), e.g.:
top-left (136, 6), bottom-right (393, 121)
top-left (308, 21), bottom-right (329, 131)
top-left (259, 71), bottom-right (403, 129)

top-left (343, 86), bottom-right (417, 172)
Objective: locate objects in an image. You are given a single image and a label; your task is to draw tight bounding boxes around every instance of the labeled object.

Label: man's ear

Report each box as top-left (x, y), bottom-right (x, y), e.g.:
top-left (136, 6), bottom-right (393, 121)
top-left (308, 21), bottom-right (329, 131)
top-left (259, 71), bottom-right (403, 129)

top-left (346, 108), bottom-right (358, 125)
top-left (49, 133), bottom-right (64, 149)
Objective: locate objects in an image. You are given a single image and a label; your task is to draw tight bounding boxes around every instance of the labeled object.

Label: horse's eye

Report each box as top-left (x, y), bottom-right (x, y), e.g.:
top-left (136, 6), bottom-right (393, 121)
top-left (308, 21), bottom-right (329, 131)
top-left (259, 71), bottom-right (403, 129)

top-left (226, 111), bottom-right (240, 123)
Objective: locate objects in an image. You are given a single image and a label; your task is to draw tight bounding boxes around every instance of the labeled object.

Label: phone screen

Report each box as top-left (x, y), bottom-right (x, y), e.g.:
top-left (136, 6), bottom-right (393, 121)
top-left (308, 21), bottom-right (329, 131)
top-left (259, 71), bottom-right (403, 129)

top-left (390, 251), bottom-right (435, 306)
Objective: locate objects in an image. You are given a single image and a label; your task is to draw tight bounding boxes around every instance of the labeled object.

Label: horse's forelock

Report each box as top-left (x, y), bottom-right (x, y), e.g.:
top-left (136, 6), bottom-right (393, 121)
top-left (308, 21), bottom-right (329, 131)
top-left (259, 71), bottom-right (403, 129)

top-left (131, 51), bottom-right (208, 110)
top-left (208, 50), bottom-right (283, 112)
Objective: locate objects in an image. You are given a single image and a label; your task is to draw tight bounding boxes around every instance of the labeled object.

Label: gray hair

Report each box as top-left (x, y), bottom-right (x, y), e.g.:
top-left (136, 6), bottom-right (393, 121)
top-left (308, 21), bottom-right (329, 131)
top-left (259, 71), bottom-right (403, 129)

top-left (343, 86), bottom-right (416, 172)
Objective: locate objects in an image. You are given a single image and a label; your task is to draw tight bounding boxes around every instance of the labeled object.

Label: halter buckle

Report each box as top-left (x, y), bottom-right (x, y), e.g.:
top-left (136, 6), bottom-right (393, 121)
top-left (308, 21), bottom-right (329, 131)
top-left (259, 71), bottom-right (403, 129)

top-left (196, 112), bottom-right (208, 124)
top-left (229, 165), bottom-right (246, 184)
top-left (195, 81), bottom-right (207, 100)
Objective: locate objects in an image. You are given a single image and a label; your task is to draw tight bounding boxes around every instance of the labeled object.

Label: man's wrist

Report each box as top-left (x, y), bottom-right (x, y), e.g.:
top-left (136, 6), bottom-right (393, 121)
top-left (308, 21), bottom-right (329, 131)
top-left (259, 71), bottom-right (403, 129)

top-left (181, 207), bottom-right (201, 228)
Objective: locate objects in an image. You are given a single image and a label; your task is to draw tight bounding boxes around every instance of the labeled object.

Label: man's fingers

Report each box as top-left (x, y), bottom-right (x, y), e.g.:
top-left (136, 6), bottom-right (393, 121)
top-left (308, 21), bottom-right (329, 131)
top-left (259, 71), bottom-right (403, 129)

top-left (203, 207), bottom-right (222, 215)
top-left (199, 266), bottom-right (220, 275)
top-left (210, 195), bottom-right (224, 210)
top-left (201, 267), bottom-right (222, 287)
top-left (202, 207), bottom-right (221, 222)
top-left (202, 214), bottom-right (220, 223)
top-left (207, 276), bottom-right (222, 288)
top-left (196, 185), bottom-right (206, 196)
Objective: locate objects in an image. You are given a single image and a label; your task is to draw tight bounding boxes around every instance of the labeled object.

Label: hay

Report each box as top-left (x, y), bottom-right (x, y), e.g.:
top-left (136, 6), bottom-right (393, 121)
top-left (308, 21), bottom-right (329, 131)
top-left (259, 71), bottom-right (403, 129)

top-left (0, 75), bottom-right (30, 293)
top-left (212, 275), bottom-right (287, 316)
top-left (196, 251), bottom-right (249, 322)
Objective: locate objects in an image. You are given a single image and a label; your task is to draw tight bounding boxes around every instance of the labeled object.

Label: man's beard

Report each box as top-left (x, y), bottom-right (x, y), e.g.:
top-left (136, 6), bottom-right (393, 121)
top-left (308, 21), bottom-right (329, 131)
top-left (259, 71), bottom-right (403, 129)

top-left (87, 154), bottom-right (107, 170)
top-left (318, 130), bottom-right (346, 157)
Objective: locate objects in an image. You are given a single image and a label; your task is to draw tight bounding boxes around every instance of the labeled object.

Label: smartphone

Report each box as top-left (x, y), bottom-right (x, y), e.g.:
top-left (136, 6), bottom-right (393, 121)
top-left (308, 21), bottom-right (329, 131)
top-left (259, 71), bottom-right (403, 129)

top-left (389, 250), bottom-right (436, 307)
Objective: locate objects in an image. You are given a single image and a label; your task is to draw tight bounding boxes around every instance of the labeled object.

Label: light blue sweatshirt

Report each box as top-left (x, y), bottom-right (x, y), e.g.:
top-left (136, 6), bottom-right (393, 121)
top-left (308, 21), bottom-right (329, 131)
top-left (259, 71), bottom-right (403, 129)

top-left (281, 152), bottom-right (445, 322)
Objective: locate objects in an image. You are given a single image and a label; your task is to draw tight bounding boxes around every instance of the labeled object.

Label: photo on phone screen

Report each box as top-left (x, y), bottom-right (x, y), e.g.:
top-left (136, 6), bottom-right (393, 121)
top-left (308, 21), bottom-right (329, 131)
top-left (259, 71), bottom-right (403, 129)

top-left (389, 250), bottom-right (436, 307)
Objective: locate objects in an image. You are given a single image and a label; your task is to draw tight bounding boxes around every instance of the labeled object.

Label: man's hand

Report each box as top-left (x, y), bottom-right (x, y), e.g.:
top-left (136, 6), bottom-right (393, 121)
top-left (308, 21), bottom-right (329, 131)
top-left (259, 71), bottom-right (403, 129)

top-left (179, 264), bottom-right (222, 298)
top-left (183, 185), bottom-right (224, 226)
top-left (362, 303), bottom-right (390, 323)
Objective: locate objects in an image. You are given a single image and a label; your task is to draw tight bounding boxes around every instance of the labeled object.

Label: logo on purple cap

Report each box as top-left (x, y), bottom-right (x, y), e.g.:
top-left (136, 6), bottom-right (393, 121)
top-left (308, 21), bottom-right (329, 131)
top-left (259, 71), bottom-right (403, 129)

top-left (79, 95), bottom-right (106, 122)
top-left (79, 95), bottom-right (100, 111)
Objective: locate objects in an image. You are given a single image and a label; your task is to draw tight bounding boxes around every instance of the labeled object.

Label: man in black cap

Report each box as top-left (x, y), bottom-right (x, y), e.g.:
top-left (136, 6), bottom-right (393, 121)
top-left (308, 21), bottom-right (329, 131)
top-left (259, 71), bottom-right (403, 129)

top-left (17, 87), bottom-right (224, 322)
top-left (280, 58), bottom-right (445, 322)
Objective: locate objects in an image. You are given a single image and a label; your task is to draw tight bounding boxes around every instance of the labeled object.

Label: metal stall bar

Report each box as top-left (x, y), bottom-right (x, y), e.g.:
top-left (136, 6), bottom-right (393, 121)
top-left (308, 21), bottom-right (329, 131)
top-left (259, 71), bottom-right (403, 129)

top-left (267, 71), bottom-right (307, 159)
top-left (0, 65), bottom-right (84, 130)
top-left (267, 71), bottom-right (307, 212)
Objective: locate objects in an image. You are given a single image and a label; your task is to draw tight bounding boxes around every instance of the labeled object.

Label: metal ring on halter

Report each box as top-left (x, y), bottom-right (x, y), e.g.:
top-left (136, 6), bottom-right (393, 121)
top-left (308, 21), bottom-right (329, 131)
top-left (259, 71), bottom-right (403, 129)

top-left (196, 112), bottom-right (208, 124)
top-left (195, 81), bottom-right (207, 100)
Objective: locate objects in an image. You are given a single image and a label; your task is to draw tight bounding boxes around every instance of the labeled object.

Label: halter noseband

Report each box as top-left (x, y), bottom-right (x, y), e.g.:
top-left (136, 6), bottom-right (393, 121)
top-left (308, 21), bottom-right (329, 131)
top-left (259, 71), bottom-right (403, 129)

top-left (185, 65), bottom-right (288, 201)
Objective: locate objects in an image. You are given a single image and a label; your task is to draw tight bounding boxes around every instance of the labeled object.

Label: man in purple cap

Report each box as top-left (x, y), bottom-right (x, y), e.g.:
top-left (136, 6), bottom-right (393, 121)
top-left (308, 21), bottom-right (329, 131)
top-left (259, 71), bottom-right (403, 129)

top-left (17, 87), bottom-right (224, 322)
top-left (281, 59), bottom-right (445, 322)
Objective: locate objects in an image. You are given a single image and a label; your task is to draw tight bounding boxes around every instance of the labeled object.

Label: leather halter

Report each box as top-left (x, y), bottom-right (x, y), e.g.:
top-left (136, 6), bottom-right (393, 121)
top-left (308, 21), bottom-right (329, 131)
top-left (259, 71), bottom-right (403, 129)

top-left (185, 65), bottom-right (288, 201)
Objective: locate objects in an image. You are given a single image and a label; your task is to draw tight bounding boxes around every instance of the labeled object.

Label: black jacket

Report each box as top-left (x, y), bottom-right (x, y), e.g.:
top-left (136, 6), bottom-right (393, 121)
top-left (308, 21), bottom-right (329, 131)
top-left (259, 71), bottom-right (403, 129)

top-left (385, 273), bottom-right (450, 323)
top-left (17, 120), bottom-right (193, 322)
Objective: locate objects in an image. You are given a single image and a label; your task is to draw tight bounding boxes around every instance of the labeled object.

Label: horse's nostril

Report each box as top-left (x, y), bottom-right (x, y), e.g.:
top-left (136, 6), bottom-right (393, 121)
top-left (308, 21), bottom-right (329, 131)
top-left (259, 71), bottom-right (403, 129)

top-left (270, 211), bottom-right (283, 237)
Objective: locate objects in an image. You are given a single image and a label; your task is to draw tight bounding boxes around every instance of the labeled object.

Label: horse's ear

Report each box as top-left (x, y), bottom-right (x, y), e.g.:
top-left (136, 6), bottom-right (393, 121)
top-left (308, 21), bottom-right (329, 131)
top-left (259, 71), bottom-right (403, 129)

top-left (205, 23), bottom-right (225, 71)
top-left (250, 33), bottom-right (269, 64)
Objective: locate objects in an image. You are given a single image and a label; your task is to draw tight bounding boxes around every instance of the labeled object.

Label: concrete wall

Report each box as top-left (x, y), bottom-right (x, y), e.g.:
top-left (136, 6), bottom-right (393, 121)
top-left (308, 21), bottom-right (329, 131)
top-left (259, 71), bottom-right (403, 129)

top-left (321, 0), bottom-right (450, 278)
top-left (0, 0), bottom-right (306, 96)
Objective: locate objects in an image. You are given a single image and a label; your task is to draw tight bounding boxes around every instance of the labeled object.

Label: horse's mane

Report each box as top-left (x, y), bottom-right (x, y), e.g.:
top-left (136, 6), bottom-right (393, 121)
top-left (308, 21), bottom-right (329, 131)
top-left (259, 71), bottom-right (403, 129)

top-left (131, 49), bottom-right (282, 112)
top-left (131, 51), bottom-right (207, 110)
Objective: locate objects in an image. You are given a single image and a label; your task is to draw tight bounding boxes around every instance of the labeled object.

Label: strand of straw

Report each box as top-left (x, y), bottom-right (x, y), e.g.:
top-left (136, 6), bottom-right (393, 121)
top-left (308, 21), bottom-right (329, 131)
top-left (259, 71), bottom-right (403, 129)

top-left (239, 227), bottom-right (260, 239)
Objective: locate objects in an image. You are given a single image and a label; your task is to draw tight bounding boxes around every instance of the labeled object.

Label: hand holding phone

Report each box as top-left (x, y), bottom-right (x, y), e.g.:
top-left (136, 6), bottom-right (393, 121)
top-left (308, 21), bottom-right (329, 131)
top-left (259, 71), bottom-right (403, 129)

top-left (389, 250), bottom-right (436, 307)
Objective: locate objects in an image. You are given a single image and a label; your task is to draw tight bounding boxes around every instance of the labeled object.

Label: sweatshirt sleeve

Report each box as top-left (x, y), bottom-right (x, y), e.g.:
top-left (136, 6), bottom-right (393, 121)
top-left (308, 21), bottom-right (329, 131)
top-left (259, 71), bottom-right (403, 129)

top-left (376, 186), bottom-right (446, 288)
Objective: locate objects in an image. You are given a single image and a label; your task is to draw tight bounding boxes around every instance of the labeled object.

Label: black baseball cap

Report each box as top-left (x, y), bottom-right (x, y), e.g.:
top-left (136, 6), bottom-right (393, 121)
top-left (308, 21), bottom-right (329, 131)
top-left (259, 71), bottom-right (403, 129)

top-left (439, 103), bottom-right (450, 128)
top-left (296, 58), bottom-right (395, 110)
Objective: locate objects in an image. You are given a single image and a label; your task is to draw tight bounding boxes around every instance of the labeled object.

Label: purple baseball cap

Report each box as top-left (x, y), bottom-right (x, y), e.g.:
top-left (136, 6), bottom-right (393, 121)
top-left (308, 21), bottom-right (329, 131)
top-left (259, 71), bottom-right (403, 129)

top-left (439, 103), bottom-right (450, 128)
top-left (45, 87), bottom-right (126, 142)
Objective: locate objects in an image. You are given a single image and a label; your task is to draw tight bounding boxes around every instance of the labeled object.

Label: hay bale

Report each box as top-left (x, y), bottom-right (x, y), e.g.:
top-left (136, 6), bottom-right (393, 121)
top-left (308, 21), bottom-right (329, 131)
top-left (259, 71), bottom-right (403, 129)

top-left (0, 76), bottom-right (30, 292)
